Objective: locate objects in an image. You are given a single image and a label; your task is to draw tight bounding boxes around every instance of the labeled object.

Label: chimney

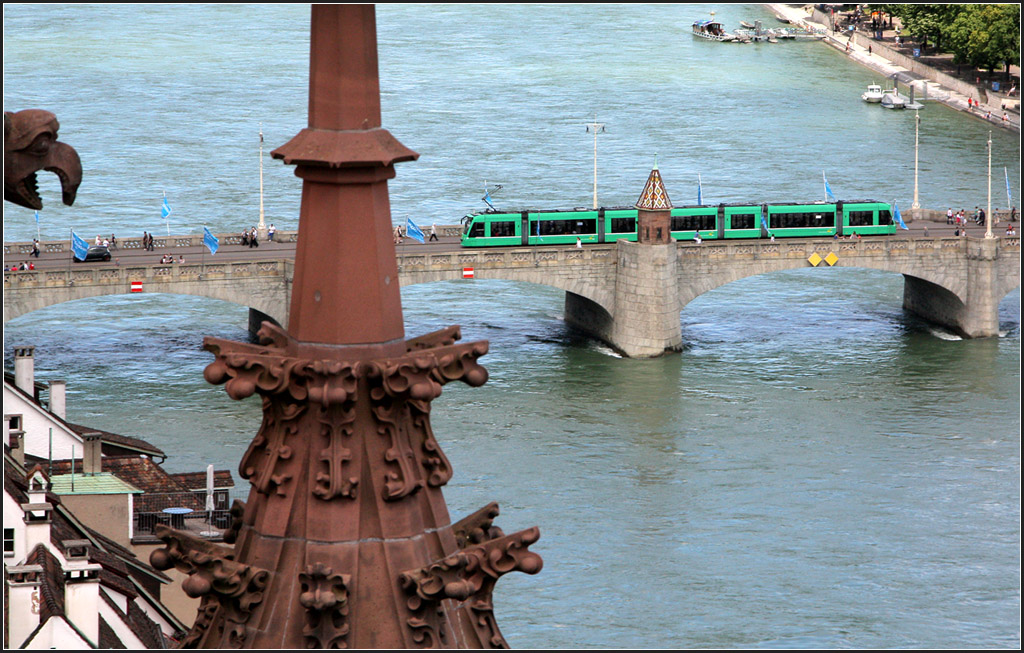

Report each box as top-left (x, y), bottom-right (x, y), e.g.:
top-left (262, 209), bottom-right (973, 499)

top-left (50, 379), bottom-right (67, 420)
top-left (5, 565), bottom-right (43, 648)
top-left (63, 540), bottom-right (102, 647)
top-left (14, 346), bottom-right (36, 397)
top-left (82, 432), bottom-right (102, 475)
top-left (23, 467), bottom-right (53, 554)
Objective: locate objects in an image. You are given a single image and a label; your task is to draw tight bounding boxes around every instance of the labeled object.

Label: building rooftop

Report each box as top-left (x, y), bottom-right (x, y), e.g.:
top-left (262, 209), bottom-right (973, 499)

top-left (49, 472), bottom-right (142, 495)
top-left (636, 165), bottom-right (673, 211)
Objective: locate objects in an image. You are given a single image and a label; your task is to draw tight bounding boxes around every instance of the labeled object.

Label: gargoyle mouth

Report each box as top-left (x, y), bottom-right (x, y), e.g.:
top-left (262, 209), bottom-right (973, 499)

top-left (5, 109), bottom-right (83, 210)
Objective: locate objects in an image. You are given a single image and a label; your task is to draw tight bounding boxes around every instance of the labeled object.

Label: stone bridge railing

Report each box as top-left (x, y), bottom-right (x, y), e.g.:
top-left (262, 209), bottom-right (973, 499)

top-left (2, 225), bottom-right (466, 256)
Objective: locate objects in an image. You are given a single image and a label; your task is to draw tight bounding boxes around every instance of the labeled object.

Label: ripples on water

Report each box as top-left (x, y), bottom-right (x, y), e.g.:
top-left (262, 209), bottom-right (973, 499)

top-left (3, 4), bottom-right (1020, 649)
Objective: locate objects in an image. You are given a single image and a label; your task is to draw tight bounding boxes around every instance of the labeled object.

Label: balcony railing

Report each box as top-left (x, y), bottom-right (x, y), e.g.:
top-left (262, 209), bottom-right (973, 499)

top-left (132, 491), bottom-right (237, 542)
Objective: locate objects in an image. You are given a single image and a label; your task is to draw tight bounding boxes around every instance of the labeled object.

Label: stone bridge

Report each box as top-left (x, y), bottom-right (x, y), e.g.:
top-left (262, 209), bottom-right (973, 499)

top-left (4, 236), bottom-right (1019, 357)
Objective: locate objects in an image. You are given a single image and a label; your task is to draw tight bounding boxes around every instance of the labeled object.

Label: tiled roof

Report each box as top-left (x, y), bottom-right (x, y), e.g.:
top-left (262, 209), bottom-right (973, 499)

top-left (66, 422), bottom-right (165, 458)
top-left (49, 456), bottom-right (188, 494)
top-left (4, 373), bottom-right (164, 458)
top-left (635, 166), bottom-right (673, 210)
top-left (99, 615), bottom-right (127, 649)
top-left (168, 470), bottom-right (235, 490)
top-left (25, 544), bottom-right (65, 622)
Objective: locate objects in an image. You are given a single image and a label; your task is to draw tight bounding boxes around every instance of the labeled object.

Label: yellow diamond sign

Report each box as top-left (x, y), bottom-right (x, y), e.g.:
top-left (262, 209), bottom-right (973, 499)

top-left (824, 252), bottom-right (839, 266)
top-left (808, 253), bottom-right (822, 267)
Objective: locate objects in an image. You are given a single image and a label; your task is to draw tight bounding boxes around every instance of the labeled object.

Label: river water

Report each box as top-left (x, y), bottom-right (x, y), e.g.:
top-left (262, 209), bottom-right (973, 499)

top-left (3, 4), bottom-right (1020, 648)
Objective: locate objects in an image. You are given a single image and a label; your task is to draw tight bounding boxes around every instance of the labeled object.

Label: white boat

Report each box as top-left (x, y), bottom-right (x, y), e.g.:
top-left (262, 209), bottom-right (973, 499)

top-left (692, 19), bottom-right (736, 42)
top-left (861, 84), bottom-right (884, 103)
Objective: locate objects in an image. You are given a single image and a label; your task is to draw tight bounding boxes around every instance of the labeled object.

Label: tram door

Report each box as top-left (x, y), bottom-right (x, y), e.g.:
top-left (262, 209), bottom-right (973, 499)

top-left (521, 212), bottom-right (530, 246)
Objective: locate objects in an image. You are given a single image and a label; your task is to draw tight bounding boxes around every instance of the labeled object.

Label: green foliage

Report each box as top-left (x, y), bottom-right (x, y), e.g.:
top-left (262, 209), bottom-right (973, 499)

top-left (870, 3), bottom-right (1020, 72)
top-left (948, 4), bottom-right (1021, 71)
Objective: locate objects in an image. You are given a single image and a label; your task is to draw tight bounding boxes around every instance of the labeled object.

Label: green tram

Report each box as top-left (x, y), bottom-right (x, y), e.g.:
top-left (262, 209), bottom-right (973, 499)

top-left (460, 201), bottom-right (896, 247)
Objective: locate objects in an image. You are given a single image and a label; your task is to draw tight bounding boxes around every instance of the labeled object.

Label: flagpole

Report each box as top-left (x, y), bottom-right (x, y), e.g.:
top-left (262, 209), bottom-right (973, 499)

top-left (163, 190), bottom-right (170, 236)
top-left (1006, 167), bottom-right (1012, 214)
top-left (258, 124), bottom-right (267, 240)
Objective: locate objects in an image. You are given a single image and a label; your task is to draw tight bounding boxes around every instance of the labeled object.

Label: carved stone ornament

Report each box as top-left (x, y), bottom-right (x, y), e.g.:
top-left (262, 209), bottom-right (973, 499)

top-left (299, 562), bottom-right (352, 648)
top-left (150, 525), bottom-right (270, 648)
top-left (203, 323), bottom-right (487, 503)
top-left (400, 527), bottom-right (543, 648)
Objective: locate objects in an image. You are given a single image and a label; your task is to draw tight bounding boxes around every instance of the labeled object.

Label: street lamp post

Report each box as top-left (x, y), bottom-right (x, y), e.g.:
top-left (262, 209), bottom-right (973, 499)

top-left (257, 124), bottom-right (267, 240)
top-left (585, 116), bottom-right (605, 209)
top-left (912, 112), bottom-right (920, 210)
top-left (986, 131), bottom-right (993, 239)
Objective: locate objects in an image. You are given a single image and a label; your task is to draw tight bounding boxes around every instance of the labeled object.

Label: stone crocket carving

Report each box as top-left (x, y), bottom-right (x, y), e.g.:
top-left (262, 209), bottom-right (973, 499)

top-left (4, 109), bottom-right (82, 209)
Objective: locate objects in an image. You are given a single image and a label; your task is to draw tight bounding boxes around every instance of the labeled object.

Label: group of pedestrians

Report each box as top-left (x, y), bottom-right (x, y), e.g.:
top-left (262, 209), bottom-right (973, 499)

top-left (967, 97), bottom-right (1012, 124)
top-left (7, 261), bottom-right (35, 271)
top-left (141, 232), bottom-right (155, 251)
top-left (94, 234), bottom-right (117, 250)
top-left (238, 224), bottom-right (264, 246)
top-left (946, 207), bottom-right (987, 227)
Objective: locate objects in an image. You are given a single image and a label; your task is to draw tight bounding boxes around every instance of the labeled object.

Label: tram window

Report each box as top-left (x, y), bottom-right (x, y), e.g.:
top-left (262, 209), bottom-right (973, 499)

top-left (671, 213), bottom-right (716, 231)
top-left (610, 217), bottom-right (637, 233)
top-left (489, 221), bottom-right (516, 237)
top-left (729, 213), bottom-right (756, 230)
top-left (468, 222), bottom-right (485, 238)
top-left (771, 211), bottom-right (833, 228)
top-left (538, 219), bottom-right (596, 236)
top-left (848, 210), bottom-right (874, 226)
top-left (878, 209), bottom-right (893, 224)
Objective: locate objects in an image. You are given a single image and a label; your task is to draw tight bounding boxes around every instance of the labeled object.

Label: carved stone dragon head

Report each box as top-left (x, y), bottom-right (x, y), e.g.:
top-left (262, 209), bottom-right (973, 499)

top-left (4, 109), bottom-right (82, 209)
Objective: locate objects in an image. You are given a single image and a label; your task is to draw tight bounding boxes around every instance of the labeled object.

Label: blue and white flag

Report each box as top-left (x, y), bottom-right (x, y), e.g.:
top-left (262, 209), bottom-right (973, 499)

top-left (71, 230), bottom-right (89, 261)
top-left (406, 218), bottom-right (425, 243)
top-left (892, 202), bottom-right (908, 230)
top-left (697, 174), bottom-right (703, 205)
top-left (1006, 167), bottom-right (1013, 206)
top-left (34, 211), bottom-right (40, 225)
top-left (760, 209), bottom-right (770, 234)
top-left (203, 226), bottom-right (220, 255)
top-left (482, 190), bottom-right (495, 211)
top-left (823, 171), bottom-right (837, 202)
top-left (161, 195), bottom-right (172, 220)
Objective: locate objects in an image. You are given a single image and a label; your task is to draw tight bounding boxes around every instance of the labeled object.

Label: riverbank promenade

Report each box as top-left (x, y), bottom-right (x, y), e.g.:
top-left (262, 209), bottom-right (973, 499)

top-left (768, 4), bottom-right (1021, 134)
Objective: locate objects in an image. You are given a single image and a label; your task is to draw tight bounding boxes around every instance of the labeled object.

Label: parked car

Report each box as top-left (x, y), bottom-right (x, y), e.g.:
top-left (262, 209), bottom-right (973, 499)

top-left (75, 245), bottom-right (112, 262)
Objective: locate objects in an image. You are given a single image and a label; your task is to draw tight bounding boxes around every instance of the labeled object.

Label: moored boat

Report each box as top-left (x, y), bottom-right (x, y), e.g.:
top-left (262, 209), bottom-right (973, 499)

top-left (862, 84), bottom-right (884, 103)
top-left (881, 91), bottom-right (906, 109)
top-left (692, 19), bottom-right (736, 42)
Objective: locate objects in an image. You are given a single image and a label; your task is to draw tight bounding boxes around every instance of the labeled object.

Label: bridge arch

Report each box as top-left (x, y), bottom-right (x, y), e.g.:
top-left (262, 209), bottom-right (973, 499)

top-left (398, 262), bottom-right (616, 317)
top-left (3, 262), bottom-right (292, 326)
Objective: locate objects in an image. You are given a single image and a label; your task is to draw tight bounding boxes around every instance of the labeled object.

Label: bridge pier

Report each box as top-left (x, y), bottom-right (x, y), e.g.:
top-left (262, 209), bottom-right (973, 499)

top-left (247, 308), bottom-right (284, 340)
top-left (902, 237), bottom-right (1004, 337)
top-left (565, 240), bottom-right (682, 358)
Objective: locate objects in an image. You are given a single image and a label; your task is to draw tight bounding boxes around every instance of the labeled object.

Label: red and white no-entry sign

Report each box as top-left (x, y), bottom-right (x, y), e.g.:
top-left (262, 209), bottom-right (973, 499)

top-left (462, 267), bottom-right (474, 279)
top-left (130, 281), bottom-right (143, 293)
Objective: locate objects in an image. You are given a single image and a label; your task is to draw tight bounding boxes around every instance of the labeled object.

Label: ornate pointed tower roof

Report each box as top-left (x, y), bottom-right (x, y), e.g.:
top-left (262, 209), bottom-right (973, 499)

top-left (635, 164), bottom-right (673, 211)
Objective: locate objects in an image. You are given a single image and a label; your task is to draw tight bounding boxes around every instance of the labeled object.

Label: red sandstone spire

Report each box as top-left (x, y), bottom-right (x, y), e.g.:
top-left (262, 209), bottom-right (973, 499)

top-left (150, 6), bottom-right (541, 648)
